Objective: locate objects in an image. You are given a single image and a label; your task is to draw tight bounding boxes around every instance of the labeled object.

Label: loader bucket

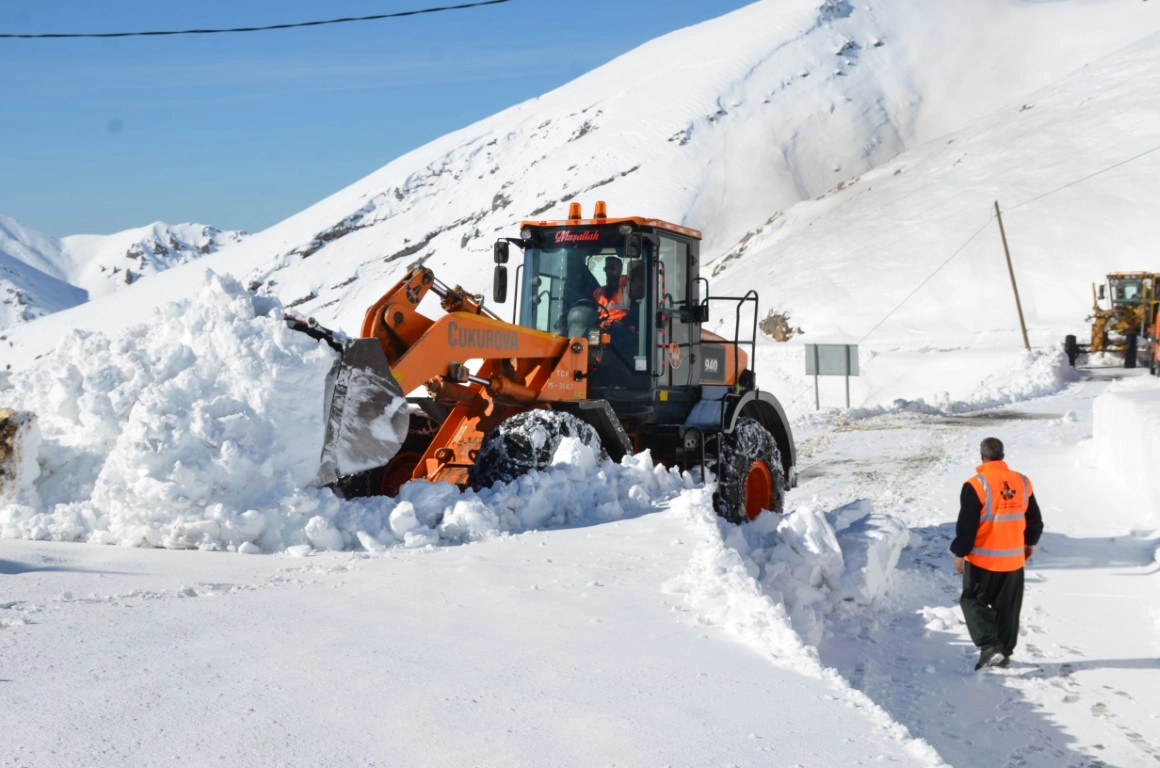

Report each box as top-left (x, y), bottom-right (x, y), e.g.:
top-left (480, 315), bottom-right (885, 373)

top-left (315, 338), bottom-right (411, 487)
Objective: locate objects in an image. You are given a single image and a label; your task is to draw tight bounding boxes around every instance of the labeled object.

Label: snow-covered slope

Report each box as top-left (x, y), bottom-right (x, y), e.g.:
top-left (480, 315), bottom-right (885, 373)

top-left (3, 0), bottom-right (1158, 368)
top-left (0, 216), bottom-right (85, 327)
top-left (710, 29), bottom-right (1160, 346)
top-left (0, 215), bottom-right (245, 330)
top-left (59, 222), bottom-right (247, 298)
top-left (224, 0), bottom-right (1160, 338)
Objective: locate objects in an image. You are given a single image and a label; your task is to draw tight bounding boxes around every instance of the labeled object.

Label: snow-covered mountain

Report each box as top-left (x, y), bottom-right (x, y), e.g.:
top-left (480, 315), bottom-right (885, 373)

top-left (207, 0), bottom-right (1160, 348)
top-left (0, 215), bottom-right (246, 329)
top-left (3, 0), bottom-right (1159, 367)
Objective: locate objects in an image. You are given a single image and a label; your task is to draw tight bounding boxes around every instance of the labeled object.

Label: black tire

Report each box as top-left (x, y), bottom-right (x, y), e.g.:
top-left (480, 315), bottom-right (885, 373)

top-left (470, 410), bottom-right (604, 489)
top-left (712, 417), bottom-right (786, 524)
top-left (1064, 334), bottom-right (1079, 367)
top-left (1125, 334), bottom-right (1138, 369)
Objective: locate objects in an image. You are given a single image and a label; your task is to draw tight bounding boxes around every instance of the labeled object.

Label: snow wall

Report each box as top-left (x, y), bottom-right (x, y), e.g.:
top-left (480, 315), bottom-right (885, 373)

top-left (1093, 376), bottom-right (1160, 526)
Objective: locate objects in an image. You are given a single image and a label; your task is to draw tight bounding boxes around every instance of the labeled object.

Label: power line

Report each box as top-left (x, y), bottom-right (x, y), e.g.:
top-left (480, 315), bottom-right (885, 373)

top-left (854, 140), bottom-right (1160, 346)
top-left (857, 215), bottom-right (995, 345)
top-left (780, 141), bottom-right (1160, 417)
top-left (1005, 143), bottom-right (1160, 212)
top-left (0, 0), bottom-right (511, 39)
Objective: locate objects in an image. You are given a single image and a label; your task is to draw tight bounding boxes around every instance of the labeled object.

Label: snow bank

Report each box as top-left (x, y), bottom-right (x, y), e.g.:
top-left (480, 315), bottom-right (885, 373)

top-left (1, 271), bottom-right (343, 548)
top-left (664, 492), bottom-right (941, 764)
top-left (881, 348), bottom-right (1078, 417)
top-left (0, 272), bottom-right (696, 551)
top-left (828, 504), bottom-right (912, 605)
top-left (1093, 376), bottom-right (1160, 526)
top-left (674, 495), bottom-right (910, 650)
top-left (664, 487), bottom-right (822, 672)
top-left (365, 446), bottom-right (694, 551)
top-left (824, 347), bottom-right (1081, 420)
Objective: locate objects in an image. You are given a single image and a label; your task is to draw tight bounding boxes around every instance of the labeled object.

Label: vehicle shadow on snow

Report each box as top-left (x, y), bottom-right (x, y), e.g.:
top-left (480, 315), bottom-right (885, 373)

top-left (907, 523), bottom-right (1158, 572)
top-left (1012, 657), bottom-right (1160, 677)
top-left (1023, 530), bottom-right (1159, 572)
top-left (0, 558), bottom-right (130, 576)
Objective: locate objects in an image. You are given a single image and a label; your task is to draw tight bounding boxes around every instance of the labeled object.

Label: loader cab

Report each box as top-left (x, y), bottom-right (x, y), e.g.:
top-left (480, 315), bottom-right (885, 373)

top-left (501, 201), bottom-right (712, 412)
top-left (512, 224), bottom-right (658, 385)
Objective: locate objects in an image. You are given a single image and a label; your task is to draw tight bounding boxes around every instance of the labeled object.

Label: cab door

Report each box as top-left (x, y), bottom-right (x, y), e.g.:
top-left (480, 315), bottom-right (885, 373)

top-left (657, 234), bottom-right (697, 388)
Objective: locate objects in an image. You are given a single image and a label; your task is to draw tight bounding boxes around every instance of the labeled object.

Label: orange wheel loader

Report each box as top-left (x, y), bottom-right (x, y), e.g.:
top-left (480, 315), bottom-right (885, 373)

top-left (292, 201), bottom-right (796, 523)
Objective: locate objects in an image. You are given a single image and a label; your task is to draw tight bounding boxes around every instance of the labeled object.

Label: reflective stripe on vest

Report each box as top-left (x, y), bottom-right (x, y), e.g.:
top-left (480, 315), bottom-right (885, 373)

top-left (965, 462), bottom-right (1031, 572)
top-left (971, 546), bottom-right (1027, 558)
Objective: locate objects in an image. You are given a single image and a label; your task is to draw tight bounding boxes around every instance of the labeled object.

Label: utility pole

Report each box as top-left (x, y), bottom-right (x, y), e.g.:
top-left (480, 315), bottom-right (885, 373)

top-left (994, 200), bottom-right (1030, 351)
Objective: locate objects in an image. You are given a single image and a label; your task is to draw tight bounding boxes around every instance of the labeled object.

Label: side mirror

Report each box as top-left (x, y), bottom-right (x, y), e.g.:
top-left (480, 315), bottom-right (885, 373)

top-left (625, 234), bottom-right (641, 259)
top-left (494, 241), bottom-right (510, 265)
top-left (676, 304), bottom-right (709, 324)
top-left (493, 265), bottom-right (508, 303)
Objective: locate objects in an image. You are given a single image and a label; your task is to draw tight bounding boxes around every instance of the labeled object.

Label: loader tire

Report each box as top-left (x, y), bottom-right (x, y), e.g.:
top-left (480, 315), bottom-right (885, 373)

top-left (470, 410), bottom-right (604, 489)
top-left (713, 418), bottom-right (785, 523)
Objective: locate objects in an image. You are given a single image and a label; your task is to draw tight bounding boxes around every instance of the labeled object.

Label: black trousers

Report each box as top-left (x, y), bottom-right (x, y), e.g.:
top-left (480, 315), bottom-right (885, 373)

top-left (959, 561), bottom-right (1024, 654)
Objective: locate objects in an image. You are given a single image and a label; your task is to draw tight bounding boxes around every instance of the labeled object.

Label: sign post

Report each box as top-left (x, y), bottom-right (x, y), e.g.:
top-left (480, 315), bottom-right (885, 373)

top-left (804, 344), bottom-right (859, 410)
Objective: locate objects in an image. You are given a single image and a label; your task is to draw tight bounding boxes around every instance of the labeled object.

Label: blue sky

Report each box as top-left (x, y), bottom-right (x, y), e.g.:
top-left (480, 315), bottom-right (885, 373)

top-left (0, 1), bottom-right (755, 237)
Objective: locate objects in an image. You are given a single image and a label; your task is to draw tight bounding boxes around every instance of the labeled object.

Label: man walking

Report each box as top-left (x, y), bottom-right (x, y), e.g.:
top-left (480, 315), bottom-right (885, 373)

top-left (950, 437), bottom-right (1044, 670)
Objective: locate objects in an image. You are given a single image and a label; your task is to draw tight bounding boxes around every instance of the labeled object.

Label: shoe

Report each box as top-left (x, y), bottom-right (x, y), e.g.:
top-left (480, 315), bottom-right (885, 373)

top-left (997, 655), bottom-right (1011, 668)
top-left (975, 645), bottom-right (1004, 670)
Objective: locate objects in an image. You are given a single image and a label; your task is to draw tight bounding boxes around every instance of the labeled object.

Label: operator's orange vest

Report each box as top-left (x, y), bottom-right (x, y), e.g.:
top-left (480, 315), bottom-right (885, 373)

top-left (595, 277), bottom-right (628, 325)
top-left (965, 460), bottom-right (1032, 572)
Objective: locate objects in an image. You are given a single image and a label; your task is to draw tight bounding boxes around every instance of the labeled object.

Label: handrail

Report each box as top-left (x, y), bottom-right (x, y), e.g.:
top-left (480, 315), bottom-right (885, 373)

top-left (700, 289), bottom-right (760, 382)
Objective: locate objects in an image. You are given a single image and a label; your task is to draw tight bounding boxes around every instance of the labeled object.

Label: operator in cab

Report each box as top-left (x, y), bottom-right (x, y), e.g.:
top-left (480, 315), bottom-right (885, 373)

top-left (595, 256), bottom-right (629, 328)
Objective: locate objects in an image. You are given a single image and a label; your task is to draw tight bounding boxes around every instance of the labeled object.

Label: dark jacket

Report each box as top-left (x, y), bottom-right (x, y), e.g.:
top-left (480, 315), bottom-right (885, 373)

top-left (950, 484), bottom-right (1044, 559)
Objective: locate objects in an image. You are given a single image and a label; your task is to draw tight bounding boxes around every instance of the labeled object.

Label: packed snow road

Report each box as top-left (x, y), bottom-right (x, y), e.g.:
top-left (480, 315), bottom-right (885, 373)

top-left (790, 365), bottom-right (1160, 768)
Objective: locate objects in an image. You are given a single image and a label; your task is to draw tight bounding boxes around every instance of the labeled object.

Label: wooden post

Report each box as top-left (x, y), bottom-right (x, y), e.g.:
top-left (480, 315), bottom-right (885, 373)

top-left (994, 201), bottom-right (1030, 351)
top-left (845, 346), bottom-right (853, 408)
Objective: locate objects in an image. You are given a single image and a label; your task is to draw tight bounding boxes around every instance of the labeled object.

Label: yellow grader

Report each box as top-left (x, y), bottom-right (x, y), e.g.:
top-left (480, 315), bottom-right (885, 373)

top-left (1065, 272), bottom-right (1160, 368)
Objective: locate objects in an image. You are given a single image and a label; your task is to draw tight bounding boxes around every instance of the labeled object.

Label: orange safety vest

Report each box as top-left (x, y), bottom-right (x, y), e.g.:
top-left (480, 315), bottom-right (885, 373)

top-left (595, 276), bottom-right (629, 326)
top-left (965, 460), bottom-right (1033, 572)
